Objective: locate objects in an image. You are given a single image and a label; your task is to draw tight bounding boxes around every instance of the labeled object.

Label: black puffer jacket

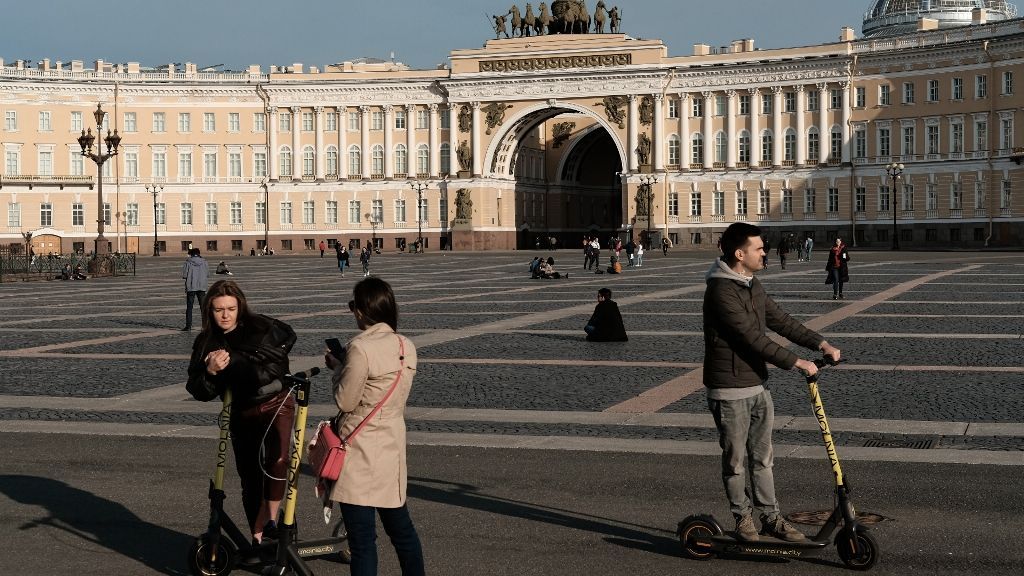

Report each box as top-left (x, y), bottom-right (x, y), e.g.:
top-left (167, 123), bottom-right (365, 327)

top-left (186, 314), bottom-right (296, 404)
top-left (703, 259), bottom-right (824, 390)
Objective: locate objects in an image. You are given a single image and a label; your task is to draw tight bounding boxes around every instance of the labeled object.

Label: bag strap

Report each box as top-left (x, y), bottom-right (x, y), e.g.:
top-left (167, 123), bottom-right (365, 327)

top-left (341, 334), bottom-right (406, 446)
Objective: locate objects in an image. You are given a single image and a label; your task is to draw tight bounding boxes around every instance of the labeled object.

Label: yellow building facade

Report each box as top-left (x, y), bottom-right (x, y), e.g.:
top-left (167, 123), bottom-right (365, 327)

top-left (1, 13), bottom-right (1022, 255)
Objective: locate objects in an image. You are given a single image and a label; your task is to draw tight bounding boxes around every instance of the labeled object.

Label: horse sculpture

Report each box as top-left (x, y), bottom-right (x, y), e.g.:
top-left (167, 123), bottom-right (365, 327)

top-left (536, 2), bottom-right (552, 35)
top-left (508, 5), bottom-right (524, 38)
top-left (523, 3), bottom-right (537, 37)
top-left (559, 0), bottom-right (591, 34)
top-left (593, 0), bottom-right (607, 33)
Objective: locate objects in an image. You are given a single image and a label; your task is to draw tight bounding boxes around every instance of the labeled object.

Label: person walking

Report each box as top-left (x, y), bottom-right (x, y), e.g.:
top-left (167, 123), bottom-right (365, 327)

top-left (777, 236), bottom-right (790, 270)
top-left (825, 237), bottom-right (850, 300)
top-left (761, 239), bottom-right (771, 270)
top-left (584, 288), bottom-right (628, 342)
top-left (337, 245), bottom-right (351, 277)
top-left (319, 240), bottom-right (326, 258)
top-left (635, 242), bottom-right (645, 267)
top-left (323, 278), bottom-right (426, 576)
top-left (590, 237), bottom-right (601, 271)
top-left (360, 245), bottom-right (372, 277)
top-left (181, 248), bottom-right (209, 331)
top-left (625, 238), bottom-right (635, 267)
top-left (703, 222), bottom-right (841, 543)
top-left (186, 280), bottom-right (298, 550)
top-left (661, 236), bottom-right (670, 256)
top-left (804, 235), bottom-right (815, 262)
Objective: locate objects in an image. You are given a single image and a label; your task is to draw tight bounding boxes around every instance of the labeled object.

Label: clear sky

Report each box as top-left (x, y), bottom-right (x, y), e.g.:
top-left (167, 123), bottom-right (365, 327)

top-left (2, 1), bottom-right (870, 72)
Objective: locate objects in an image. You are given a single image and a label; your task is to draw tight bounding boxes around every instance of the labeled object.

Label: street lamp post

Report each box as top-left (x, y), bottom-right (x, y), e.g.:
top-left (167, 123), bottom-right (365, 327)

top-left (885, 162), bottom-right (904, 250)
top-left (77, 103), bottom-right (121, 259)
top-left (409, 180), bottom-right (429, 252)
top-left (638, 175), bottom-right (657, 249)
top-left (146, 184), bottom-right (163, 256)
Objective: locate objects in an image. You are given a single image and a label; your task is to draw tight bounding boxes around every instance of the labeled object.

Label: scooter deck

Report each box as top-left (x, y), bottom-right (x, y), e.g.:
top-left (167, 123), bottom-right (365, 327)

top-left (710, 533), bottom-right (829, 557)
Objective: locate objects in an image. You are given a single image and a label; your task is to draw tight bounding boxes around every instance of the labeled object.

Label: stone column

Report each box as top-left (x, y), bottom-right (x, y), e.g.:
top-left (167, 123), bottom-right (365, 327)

top-left (448, 103), bottom-right (458, 176)
top-left (749, 88), bottom-right (760, 168)
top-left (679, 93), bottom-right (690, 171)
top-left (314, 106), bottom-right (325, 181)
top-left (818, 83), bottom-right (829, 165)
top-left (726, 90), bottom-right (737, 169)
top-left (795, 86), bottom-right (806, 167)
top-left (772, 87), bottom-right (783, 167)
top-left (383, 105), bottom-right (394, 178)
top-left (360, 106), bottom-right (370, 178)
top-left (471, 101), bottom-right (482, 176)
top-left (702, 91), bottom-right (714, 168)
top-left (653, 94), bottom-right (665, 171)
top-left (428, 103), bottom-right (440, 177)
top-left (841, 82), bottom-right (852, 163)
top-left (406, 104), bottom-right (416, 178)
top-left (628, 95), bottom-right (639, 171)
top-left (268, 106), bottom-right (279, 181)
top-left (291, 106), bottom-right (302, 180)
top-left (338, 106), bottom-right (348, 179)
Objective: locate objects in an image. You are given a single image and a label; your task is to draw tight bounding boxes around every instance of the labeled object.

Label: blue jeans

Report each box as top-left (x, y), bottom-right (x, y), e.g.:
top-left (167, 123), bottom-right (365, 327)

top-left (707, 389), bottom-right (779, 521)
top-left (185, 290), bottom-right (205, 329)
top-left (340, 503), bottom-right (425, 576)
top-left (831, 268), bottom-right (844, 295)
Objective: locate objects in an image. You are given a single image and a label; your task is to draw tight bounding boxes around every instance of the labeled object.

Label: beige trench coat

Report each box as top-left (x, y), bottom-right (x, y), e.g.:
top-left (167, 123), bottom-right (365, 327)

top-left (328, 322), bottom-right (417, 508)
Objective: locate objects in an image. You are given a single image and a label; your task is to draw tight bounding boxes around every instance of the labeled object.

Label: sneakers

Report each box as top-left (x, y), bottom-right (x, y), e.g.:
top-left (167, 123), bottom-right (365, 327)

top-left (180, 326), bottom-right (191, 331)
top-left (839, 293), bottom-right (844, 300)
top-left (734, 515), bottom-right (759, 542)
top-left (832, 293), bottom-right (838, 300)
top-left (760, 515), bottom-right (807, 542)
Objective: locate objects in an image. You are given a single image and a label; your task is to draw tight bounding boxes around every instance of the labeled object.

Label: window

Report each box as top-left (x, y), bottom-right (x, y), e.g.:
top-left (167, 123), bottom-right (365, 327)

top-left (124, 151), bottom-right (138, 178)
top-left (349, 145), bottom-right (361, 176)
top-left (7, 202), bottom-right (20, 227)
top-left (902, 184), bottom-right (914, 211)
top-left (253, 113), bottom-right (266, 132)
top-left (73, 203), bottom-right (84, 226)
top-left (280, 201), bottom-right (293, 224)
top-left (712, 190), bottom-right (725, 216)
top-left (5, 110), bottom-right (17, 131)
top-left (229, 152), bottom-right (242, 178)
top-left (394, 144), bottom-right (408, 174)
top-left (5, 149), bottom-right (19, 174)
top-left (205, 202), bottom-right (218, 225)
top-left (203, 112), bottom-right (215, 132)
top-left (781, 189), bottom-right (793, 214)
top-left (902, 82), bottom-right (915, 104)
top-left (371, 144), bottom-right (384, 176)
top-left (830, 89), bottom-right (842, 110)
top-left (951, 182), bottom-right (962, 210)
top-left (688, 191), bottom-right (699, 216)
top-left (830, 130), bottom-right (842, 161)
top-left (281, 239), bottom-right (292, 251)
top-left (70, 152), bottom-right (84, 176)
top-left (70, 111), bottom-right (83, 132)
top-left (692, 97), bottom-right (704, 118)
top-left (1003, 71), bottom-right (1014, 95)
top-left (440, 107), bottom-right (451, 129)
top-left (953, 77), bottom-right (964, 100)
top-left (204, 151), bottom-right (217, 178)
top-left (280, 146), bottom-right (292, 177)
top-left (975, 120), bottom-right (988, 151)
top-left (394, 109), bottom-right (406, 130)
top-left (302, 112), bottom-right (314, 132)
top-left (417, 197), bottom-right (429, 223)
top-left (228, 113), bottom-right (240, 132)
top-left (178, 151), bottom-right (192, 179)
top-left (668, 98), bottom-right (678, 119)
top-left (230, 201), bottom-right (242, 225)
top-left (348, 200), bottom-right (361, 223)
top-left (35, 111), bottom-right (51, 132)
top-left (303, 201), bottom-right (315, 224)
top-left (784, 91), bottom-right (796, 113)
top-left (758, 189), bottom-right (770, 214)
top-left (975, 180), bottom-right (986, 210)
top-left (38, 150), bottom-right (53, 176)
top-left (326, 200), bottom-right (338, 224)
top-left (738, 131), bottom-right (750, 163)
top-left (951, 122), bottom-right (964, 153)
top-left (178, 112), bottom-right (191, 132)
top-left (372, 199), bottom-right (383, 223)
top-left (691, 134), bottom-right (704, 164)
top-left (371, 111), bottom-right (383, 130)
top-left (976, 75), bottom-right (988, 99)
top-left (667, 135), bottom-right (680, 165)
top-left (761, 131), bottom-right (774, 163)
top-left (855, 187), bottom-right (866, 212)
top-left (879, 84), bottom-right (891, 106)
top-left (416, 144), bottom-right (429, 175)
top-left (762, 93), bottom-right (773, 115)
top-left (40, 203), bottom-right (52, 227)
top-left (155, 203), bottom-right (166, 225)
top-left (927, 79), bottom-right (939, 102)
top-left (804, 188), bottom-right (816, 214)
top-left (855, 129), bottom-right (867, 158)
top-left (902, 126), bottom-right (915, 156)
top-left (279, 112), bottom-right (291, 132)
top-left (181, 202), bottom-right (193, 225)
top-left (1002, 180), bottom-right (1012, 210)
top-left (784, 130), bottom-right (796, 161)
top-left (715, 95), bottom-right (726, 117)
top-left (254, 151), bottom-right (267, 178)
top-left (232, 240), bottom-right (243, 252)
top-left (348, 111), bottom-right (361, 131)
top-left (739, 94), bottom-right (750, 115)
top-left (152, 150), bottom-right (166, 178)
top-left (807, 128), bottom-right (820, 162)
top-left (855, 86), bottom-right (866, 108)
top-left (440, 143), bottom-right (451, 175)
top-left (736, 190), bottom-right (748, 216)
top-left (395, 199), bottom-right (406, 222)
top-left (927, 183), bottom-right (937, 211)
top-left (303, 146), bottom-right (315, 177)
top-left (807, 91), bottom-right (819, 111)
top-left (151, 112), bottom-right (165, 132)
top-left (927, 125), bottom-right (940, 155)
top-left (714, 132), bottom-right (727, 163)
top-left (416, 109), bottom-right (429, 129)
top-left (1001, 118), bottom-right (1014, 150)
top-left (103, 202), bottom-right (112, 225)
top-left (878, 127), bottom-right (891, 157)
top-left (255, 202), bottom-right (266, 225)
top-left (879, 185), bottom-right (891, 212)
top-left (326, 146), bottom-right (339, 177)
top-left (326, 112), bottom-right (338, 131)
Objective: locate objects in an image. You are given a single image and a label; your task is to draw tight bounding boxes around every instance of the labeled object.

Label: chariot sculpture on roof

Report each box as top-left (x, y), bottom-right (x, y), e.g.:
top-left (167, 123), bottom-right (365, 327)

top-left (493, 1), bottom-right (624, 36)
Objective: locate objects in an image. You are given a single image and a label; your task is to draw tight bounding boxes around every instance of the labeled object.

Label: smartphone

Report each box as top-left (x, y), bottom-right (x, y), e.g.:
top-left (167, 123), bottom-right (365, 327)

top-left (325, 338), bottom-right (345, 361)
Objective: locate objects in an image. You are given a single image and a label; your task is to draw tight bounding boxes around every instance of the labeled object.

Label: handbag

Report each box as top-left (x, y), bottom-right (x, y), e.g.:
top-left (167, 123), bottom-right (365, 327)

top-left (308, 335), bottom-right (406, 483)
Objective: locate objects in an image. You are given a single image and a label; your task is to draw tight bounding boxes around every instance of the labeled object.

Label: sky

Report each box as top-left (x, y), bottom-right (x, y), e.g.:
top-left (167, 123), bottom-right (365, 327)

top-left (1, 1), bottom-right (871, 72)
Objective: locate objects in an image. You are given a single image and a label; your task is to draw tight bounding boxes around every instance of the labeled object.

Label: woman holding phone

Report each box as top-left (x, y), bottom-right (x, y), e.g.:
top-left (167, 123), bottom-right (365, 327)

top-left (323, 277), bottom-right (425, 576)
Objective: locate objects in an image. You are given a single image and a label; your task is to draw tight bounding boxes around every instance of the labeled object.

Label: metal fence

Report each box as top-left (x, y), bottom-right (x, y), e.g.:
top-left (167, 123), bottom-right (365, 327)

top-left (0, 250), bottom-right (136, 282)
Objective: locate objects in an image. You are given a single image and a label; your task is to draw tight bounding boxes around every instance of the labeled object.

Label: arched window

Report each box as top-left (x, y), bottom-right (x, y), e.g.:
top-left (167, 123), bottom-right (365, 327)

top-left (667, 134), bottom-right (680, 165)
top-left (714, 131), bottom-right (727, 163)
top-left (371, 144), bottom-right (384, 176)
top-left (738, 130), bottom-right (751, 163)
top-left (326, 146), bottom-right (338, 177)
top-left (440, 143), bottom-right (451, 175)
top-left (348, 145), bottom-right (361, 177)
top-left (302, 145), bottom-right (315, 177)
top-left (761, 130), bottom-right (774, 164)
top-left (279, 146), bottom-right (292, 177)
top-left (784, 129), bottom-right (797, 161)
top-left (394, 143), bottom-right (408, 175)
top-left (691, 133), bottom-right (704, 165)
top-left (417, 144), bottom-right (429, 175)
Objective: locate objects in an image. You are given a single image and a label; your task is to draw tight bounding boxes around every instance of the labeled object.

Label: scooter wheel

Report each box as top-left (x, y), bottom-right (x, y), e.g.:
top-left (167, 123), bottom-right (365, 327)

top-left (677, 517), bottom-right (720, 560)
top-left (835, 529), bottom-right (880, 571)
top-left (187, 535), bottom-right (237, 576)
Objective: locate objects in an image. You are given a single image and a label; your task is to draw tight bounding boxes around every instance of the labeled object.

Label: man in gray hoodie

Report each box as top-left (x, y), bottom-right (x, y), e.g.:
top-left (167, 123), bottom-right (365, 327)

top-left (703, 222), bottom-right (840, 543)
top-left (181, 248), bottom-right (209, 331)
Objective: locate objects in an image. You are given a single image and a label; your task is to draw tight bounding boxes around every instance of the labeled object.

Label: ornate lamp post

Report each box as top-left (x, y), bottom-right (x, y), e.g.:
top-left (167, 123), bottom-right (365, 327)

top-left (145, 184), bottom-right (163, 256)
top-left (885, 162), bottom-right (904, 250)
top-left (638, 175), bottom-right (657, 249)
top-left (409, 180), bottom-right (429, 252)
top-left (77, 103), bottom-right (121, 257)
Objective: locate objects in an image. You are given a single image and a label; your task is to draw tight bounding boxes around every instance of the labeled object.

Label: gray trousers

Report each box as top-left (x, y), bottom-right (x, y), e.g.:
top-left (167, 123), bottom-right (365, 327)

top-left (707, 389), bottom-right (780, 521)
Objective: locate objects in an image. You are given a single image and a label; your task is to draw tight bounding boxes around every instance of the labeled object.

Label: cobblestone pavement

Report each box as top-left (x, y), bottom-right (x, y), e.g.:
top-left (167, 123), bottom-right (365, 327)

top-left (0, 248), bottom-right (1022, 464)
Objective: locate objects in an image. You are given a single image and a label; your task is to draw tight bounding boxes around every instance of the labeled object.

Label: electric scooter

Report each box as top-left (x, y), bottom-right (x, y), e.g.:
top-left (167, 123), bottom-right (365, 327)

top-left (677, 358), bottom-right (880, 571)
top-left (187, 368), bottom-right (351, 576)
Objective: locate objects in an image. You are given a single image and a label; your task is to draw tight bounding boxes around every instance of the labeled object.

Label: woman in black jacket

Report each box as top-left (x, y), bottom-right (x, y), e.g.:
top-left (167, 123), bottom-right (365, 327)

top-left (186, 279), bottom-right (297, 545)
top-left (825, 237), bottom-right (850, 299)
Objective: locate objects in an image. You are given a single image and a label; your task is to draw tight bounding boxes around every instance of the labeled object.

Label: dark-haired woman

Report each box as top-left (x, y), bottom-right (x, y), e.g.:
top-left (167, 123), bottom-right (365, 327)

top-left (324, 277), bottom-right (425, 576)
top-left (825, 237), bottom-right (850, 300)
top-left (185, 279), bottom-right (297, 546)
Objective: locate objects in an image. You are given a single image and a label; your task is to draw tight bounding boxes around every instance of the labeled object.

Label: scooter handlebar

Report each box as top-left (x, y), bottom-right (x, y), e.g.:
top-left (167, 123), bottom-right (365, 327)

top-left (813, 357), bottom-right (843, 369)
top-left (283, 366), bottom-right (320, 385)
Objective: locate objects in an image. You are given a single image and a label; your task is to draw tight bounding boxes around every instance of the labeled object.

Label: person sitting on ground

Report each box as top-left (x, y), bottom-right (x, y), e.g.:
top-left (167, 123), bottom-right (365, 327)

top-left (72, 265), bottom-right (88, 280)
top-left (606, 254), bottom-right (622, 274)
top-left (215, 261), bottom-right (234, 276)
top-left (60, 263), bottom-right (72, 281)
top-left (538, 257), bottom-right (567, 279)
top-left (584, 288), bottom-right (628, 342)
top-left (529, 256), bottom-right (542, 278)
